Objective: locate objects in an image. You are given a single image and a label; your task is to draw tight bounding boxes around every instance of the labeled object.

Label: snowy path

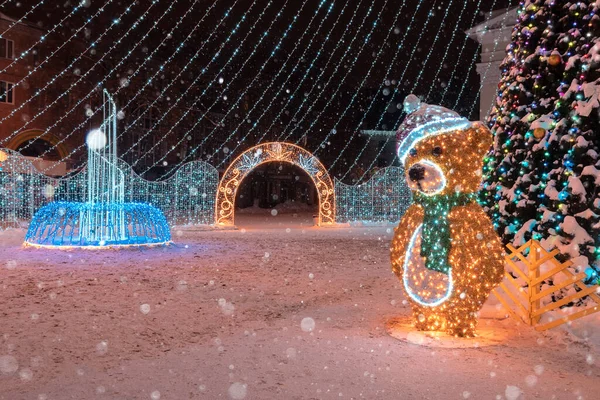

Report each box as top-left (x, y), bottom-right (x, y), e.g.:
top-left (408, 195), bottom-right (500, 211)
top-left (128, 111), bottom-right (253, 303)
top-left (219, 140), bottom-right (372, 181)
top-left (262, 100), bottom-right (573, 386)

top-left (0, 214), bottom-right (599, 399)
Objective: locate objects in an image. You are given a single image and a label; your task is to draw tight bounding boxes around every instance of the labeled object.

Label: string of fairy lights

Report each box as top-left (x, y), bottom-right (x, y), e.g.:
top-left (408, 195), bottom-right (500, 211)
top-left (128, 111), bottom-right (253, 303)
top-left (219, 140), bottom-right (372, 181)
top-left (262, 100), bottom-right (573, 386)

top-left (140, 0), bottom-right (334, 175)
top-left (24, 0), bottom-right (220, 173)
top-left (322, 0), bottom-right (437, 174)
top-left (347, 0), bottom-right (503, 183)
top-left (33, 0), bottom-right (272, 172)
top-left (345, 2), bottom-right (515, 184)
top-left (277, 0), bottom-right (393, 143)
top-left (0, 0), bottom-right (87, 78)
top-left (35, 0), bottom-right (230, 173)
top-left (0, 0), bottom-right (44, 38)
top-left (127, 0), bottom-right (285, 167)
top-left (0, 0), bottom-right (136, 145)
top-left (212, 0), bottom-right (370, 168)
top-left (0, 0), bottom-right (513, 188)
top-left (10, 0), bottom-right (179, 159)
top-left (283, 0), bottom-right (419, 151)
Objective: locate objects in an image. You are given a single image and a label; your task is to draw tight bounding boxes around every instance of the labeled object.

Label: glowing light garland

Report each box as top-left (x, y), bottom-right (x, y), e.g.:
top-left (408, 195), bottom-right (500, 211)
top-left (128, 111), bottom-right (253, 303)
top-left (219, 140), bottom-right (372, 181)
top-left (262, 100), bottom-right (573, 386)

top-left (140, 0), bottom-right (330, 174)
top-left (0, 0), bottom-right (124, 139)
top-left (0, 0), bottom-right (45, 39)
top-left (24, 0), bottom-right (216, 172)
top-left (352, 4), bottom-right (516, 184)
top-left (6, 0), bottom-right (181, 159)
top-left (310, 0), bottom-right (434, 171)
top-left (24, 90), bottom-right (171, 248)
top-left (0, 0), bottom-right (86, 79)
top-left (126, 0), bottom-right (283, 166)
top-left (218, 0), bottom-right (372, 165)
top-left (216, 142), bottom-right (335, 226)
top-left (331, 0), bottom-right (451, 178)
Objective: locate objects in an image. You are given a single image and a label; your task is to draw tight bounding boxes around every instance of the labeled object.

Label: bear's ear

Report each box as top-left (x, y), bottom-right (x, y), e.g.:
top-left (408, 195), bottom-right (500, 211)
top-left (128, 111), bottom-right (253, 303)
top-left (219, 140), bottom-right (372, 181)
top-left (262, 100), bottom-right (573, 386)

top-left (464, 122), bottom-right (493, 158)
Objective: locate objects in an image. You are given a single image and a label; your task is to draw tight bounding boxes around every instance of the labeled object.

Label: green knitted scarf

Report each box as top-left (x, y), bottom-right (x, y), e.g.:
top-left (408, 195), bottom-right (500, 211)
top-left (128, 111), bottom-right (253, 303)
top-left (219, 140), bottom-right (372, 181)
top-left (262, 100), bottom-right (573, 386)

top-left (413, 192), bottom-right (476, 275)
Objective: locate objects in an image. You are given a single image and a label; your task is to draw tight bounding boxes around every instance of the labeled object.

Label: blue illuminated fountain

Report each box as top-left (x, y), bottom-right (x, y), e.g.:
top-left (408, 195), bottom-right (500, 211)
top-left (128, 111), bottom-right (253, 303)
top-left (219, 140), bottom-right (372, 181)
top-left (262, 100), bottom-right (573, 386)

top-left (25, 90), bottom-right (171, 248)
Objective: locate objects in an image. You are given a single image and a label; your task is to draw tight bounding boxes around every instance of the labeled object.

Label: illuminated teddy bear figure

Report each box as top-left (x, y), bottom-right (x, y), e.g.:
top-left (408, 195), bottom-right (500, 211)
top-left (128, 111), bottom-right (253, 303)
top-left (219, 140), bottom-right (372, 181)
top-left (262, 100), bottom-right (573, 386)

top-left (390, 95), bottom-right (504, 337)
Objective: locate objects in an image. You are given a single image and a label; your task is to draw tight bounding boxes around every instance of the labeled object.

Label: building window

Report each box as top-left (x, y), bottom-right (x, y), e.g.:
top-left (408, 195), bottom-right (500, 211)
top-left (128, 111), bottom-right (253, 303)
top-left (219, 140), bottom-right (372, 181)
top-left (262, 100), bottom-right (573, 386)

top-left (0, 39), bottom-right (14, 59)
top-left (0, 81), bottom-right (14, 104)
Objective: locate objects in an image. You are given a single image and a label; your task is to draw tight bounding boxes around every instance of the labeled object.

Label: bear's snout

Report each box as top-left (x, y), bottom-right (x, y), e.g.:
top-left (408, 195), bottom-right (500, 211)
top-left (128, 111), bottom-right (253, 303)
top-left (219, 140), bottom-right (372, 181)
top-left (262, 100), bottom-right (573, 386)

top-left (405, 160), bottom-right (446, 195)
top-left (408, 164), bottom-right (426, 182)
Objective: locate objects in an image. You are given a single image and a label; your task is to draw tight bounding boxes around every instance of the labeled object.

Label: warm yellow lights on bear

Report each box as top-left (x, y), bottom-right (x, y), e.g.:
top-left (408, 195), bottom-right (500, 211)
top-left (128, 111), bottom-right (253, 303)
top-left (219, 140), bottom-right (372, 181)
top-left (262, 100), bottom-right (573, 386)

top-left (391, 122), bottom-right (505, 337)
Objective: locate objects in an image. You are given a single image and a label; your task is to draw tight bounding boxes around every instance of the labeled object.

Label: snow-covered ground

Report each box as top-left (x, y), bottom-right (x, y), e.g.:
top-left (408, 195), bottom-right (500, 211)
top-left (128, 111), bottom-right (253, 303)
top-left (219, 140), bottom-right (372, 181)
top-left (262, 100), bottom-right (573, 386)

top-left (1, 212), bottom-right (599, 399)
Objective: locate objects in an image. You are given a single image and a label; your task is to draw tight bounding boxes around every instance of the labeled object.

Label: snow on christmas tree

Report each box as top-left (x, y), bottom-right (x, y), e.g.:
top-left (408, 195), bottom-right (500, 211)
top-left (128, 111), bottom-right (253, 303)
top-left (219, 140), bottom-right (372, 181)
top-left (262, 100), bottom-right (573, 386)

top-left (481, 0), bottom-right (600, 284)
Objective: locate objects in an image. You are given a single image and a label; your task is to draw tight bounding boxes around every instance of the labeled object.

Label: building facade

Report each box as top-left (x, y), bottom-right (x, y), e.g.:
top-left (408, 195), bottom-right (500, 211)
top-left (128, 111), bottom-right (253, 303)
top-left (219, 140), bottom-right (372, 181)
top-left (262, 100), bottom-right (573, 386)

top-left (465, 8), bottom-right (518, 120)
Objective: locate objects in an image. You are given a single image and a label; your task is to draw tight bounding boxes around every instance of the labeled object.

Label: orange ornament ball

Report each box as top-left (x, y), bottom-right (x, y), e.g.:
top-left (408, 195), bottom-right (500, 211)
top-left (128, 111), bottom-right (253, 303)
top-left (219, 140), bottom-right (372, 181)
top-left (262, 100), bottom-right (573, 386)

top-left (0, 150), bottom-right (8, 162)
top-left (548, 54), bottom-right (562, 66)
top-left (533, 128), bottom-right (546, 139)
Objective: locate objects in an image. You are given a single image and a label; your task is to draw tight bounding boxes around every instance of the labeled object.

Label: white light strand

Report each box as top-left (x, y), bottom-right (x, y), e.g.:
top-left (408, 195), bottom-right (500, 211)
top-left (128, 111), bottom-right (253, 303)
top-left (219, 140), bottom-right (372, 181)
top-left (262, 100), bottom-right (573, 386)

top-left (336, 0), bottom-right (474, 182)
top-left (0, 0), bottom-right (46, 39)
top-left (139, 0), bottom-right (332, 174)
top-left (297, 0), bottom-right (441, 161)
top-left (0, 0), bottom-right (86, 79)
top-left (44, 0), bottom-right (243, 169)
top-left (124, 0), bottom-right (279, 165)
top-left (27, 0), bottom-right (213, 172)
top-left (312, 0), bottom-right (432, 173)
top-left (0, 0), bottom-right (137, 145)
top-left (214, 0), bottom-right (369, 168)
top-left (351, 0), bottom-right (475, 183)
top-left (186, 0), bottom-right (333, 168)
top-left (221, 0), bottom-right (373, 167)
top-left (353, 3), bottom-right (509, 184)
top-left (425, 0), bottom-right (485, 102)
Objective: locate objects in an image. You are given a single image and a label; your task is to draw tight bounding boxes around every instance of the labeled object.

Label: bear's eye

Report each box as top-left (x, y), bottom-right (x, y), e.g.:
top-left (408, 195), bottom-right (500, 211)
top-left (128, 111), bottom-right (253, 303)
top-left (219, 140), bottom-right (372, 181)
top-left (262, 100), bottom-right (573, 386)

top-left (409, 148), bottom-right (417, 157)
top-left (432, 146), bottom-right (443, 157)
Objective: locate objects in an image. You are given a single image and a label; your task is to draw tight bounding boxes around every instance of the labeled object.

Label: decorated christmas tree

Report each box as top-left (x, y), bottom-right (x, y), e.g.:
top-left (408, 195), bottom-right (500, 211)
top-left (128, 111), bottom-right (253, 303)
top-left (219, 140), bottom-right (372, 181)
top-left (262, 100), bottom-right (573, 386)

top-left (481, 0), bottom-right (600, 281)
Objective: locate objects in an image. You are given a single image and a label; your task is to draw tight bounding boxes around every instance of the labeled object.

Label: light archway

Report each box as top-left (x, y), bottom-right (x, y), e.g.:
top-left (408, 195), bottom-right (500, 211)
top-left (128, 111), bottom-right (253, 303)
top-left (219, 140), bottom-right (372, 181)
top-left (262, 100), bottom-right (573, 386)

top-left (216, 142), bottom-right (335, 226)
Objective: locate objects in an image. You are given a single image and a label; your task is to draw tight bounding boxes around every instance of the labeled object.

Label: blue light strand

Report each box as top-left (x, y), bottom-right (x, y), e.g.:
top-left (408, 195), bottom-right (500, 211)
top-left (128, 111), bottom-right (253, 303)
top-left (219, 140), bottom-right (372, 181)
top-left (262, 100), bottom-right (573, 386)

top-left (140, 0), bottom-right (331, 174)
top-left (353, 0), bottom-right (474, 183)
top-left (30, 0), bottom-right (219, 172)
top-left (0, 0), bottom-right (143, 146)
top-left (0, 0), bottom-right (122, 136)
top-left (338, 0), bottom-right (480, 182)
top-left (125, 0), bottom-right (278, 164)
top-left (215, 0), bottom-right (368, 167)
top-left (196, 0), bottom-right (334, 166)
top-left (299, 0), bottom-right (440, 162)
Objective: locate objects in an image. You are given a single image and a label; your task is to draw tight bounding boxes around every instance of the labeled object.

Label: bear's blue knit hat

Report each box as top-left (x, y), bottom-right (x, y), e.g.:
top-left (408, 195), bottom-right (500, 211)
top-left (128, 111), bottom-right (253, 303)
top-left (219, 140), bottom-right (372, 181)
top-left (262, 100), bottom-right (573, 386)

top-left (396, 94), bottom-right (471, 163)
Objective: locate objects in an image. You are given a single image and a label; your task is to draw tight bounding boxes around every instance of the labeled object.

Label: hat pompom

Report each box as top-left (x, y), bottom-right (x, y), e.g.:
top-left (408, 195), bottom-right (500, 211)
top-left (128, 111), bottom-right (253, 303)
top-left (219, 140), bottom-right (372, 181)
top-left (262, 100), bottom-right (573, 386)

top-left (403, 94), bottom-right (421, 114)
